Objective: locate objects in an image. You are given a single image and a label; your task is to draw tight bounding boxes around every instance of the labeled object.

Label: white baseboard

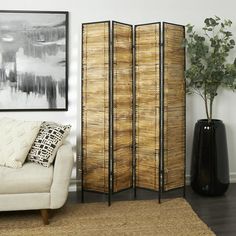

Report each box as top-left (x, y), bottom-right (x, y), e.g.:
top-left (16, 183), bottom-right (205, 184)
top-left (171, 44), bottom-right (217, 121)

top-left (68, 178), bottom-right (79, 192)
top-left (69, 185), bottom-right (77, 192)
top-left (229, 172), bottom-right (236, 183)
top-left (186, 173), bottom-right (236, 185)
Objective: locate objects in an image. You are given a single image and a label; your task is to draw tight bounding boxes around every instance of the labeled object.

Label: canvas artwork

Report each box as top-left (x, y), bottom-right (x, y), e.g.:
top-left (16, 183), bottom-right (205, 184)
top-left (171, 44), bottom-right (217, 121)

top-left (0, 11), bottom-right (68, 110)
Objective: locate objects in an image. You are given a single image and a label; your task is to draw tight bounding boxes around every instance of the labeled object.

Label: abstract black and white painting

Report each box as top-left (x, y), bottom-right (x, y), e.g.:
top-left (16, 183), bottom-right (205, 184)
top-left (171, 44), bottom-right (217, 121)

top-left (0, 11), bottom-right (68, 111)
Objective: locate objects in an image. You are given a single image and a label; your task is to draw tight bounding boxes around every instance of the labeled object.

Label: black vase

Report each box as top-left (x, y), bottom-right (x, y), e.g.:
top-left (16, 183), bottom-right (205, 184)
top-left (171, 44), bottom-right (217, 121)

top-left (191, 119), bottom-right (229, 196)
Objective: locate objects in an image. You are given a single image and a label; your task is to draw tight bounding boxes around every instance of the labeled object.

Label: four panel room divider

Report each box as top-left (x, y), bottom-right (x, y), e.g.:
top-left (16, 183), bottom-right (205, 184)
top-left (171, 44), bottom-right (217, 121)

top-left (81, 21), bottom-right (185, 205)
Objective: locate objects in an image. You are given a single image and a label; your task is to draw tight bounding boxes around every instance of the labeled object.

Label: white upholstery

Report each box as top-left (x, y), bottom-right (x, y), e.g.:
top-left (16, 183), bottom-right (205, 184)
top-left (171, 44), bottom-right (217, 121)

top-left (0, 117), bottom-right (41, 168)
top-left (50, 143), bottom-right (74, 208)
top-left (0, 143), bottom-right (74, 212)
top-left (0, 162), bottom-right (53, 194)
top-left (0, 193), bottom-right (50, 211)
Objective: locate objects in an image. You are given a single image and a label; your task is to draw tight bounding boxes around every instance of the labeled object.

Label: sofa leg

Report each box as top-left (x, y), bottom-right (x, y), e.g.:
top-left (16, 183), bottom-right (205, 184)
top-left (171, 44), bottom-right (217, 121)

top-left (40, 209), bottom-right (49, 225)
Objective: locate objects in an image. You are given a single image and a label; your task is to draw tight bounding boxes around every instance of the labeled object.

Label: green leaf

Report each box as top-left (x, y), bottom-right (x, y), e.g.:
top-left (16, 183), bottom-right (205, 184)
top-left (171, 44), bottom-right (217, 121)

top-left (204, 18), bottom-right (210, 26)
top-left (234, 58), bottom-right (236, 66)
top-left (187, 25), bottom-right (194, 33)
top-left (230, 39), bottom-right (235, 45)
top-left (209, 18), bottom-right (217, 26)
top-left (185, 16), bottom-right (236, 119)
top-left (194, 35), bottom-right (199, 41)
top-left (225, 31), bottom-right (232, 37)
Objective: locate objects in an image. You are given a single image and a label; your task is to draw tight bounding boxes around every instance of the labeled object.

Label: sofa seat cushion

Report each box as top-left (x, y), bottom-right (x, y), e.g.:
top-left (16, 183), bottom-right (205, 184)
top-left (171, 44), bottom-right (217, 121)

top-left (0, 162), bottom-right (53, 194)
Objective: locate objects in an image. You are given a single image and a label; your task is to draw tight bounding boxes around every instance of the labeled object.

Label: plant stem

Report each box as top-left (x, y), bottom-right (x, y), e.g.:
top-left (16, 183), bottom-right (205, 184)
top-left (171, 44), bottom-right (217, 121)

top-left (210, 98), bottom-right (214, 121)
top-left (204, 86), bottom-right (210, 123)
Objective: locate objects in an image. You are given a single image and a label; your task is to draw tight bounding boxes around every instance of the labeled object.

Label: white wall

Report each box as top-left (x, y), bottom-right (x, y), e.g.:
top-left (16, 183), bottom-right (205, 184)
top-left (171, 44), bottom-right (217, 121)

top-left (1, 0), bottom-right (236, 183)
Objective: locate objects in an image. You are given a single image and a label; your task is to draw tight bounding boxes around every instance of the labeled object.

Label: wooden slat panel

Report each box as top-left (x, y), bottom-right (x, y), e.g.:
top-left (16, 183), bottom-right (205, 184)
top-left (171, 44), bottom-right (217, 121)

top-left (82, 22), bottom-right (110, 193)
top-left (163, 23), bottom-right (185, 191)
top-left (135, 23), bottom-right (160, 191)
top-left (113, 22), bottom-right (133, 192)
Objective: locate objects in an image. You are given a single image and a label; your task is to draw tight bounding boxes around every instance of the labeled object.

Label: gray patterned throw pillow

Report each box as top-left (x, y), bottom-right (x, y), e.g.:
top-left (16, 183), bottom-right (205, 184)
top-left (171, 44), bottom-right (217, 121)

top-left (27, 121), bottom-right (71, 167)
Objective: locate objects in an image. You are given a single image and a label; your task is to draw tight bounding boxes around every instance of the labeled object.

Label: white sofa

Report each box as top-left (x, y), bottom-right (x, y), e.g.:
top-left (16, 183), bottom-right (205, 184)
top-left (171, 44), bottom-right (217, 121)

top-left (0, 142), bottom-right (74, 224)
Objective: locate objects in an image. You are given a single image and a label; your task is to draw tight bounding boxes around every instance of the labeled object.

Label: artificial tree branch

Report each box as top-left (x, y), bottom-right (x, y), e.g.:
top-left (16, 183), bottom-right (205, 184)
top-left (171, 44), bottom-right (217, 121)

top-left (185, 16), bottom-right (236, 122)
top-left (210, 98), bottom-right (214, 121)
top-left (204, 86), bottom-right (210, 122)
top-left (192, 87), bottom-right (205, 100)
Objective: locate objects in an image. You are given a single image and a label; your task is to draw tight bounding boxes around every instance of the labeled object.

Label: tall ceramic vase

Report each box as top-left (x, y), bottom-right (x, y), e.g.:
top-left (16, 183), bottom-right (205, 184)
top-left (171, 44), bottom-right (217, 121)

top-left (191, 119), bottom-right (229, 196)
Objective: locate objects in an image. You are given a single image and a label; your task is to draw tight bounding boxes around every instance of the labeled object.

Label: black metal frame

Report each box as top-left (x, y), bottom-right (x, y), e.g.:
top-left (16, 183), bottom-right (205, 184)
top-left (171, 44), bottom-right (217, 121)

top-left (81, 20), bottom-right (186, 205)
top-left (162, 22), bottom-right (186, 197)
top-left (158, 23), bottom-right (163, 203)
top-left (161, 22), bottom-right (165, 194)
top-left (133, 25), bottom-right (137, 199)
top-left (108, 20), bottom-right (112, 206)
top-left (183, 26), bottom-right (187, 198)
top-left (81, 23), bottom-right (84, 203)
top-left (0, 10), bottom-right (69, 111)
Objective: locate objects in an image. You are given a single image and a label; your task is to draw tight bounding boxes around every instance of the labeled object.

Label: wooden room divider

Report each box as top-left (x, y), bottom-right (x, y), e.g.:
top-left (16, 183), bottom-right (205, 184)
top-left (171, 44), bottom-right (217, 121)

top-left (82, 22), bottom-right (110, 195)
top-left (112, 22), bottom-right (133, 193)
top-left (81, 21), bottom-right (185, 205)
top-left (135, 23), bottom-right (161, 193)
top-left (82, 21), bottom-right (133, 205)
top-left (163, 23), bottom-right (186, 192)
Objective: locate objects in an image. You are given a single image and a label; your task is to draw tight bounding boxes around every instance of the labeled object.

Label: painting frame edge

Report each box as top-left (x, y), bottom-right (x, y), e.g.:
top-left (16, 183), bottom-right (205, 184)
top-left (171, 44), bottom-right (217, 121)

top-left (0, 10), bottom-right (69, 112)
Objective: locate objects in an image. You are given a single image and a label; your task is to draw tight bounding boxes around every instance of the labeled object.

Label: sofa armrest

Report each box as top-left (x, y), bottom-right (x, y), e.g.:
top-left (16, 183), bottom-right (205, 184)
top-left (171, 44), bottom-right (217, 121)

top-left (50, 142), bottom-right (74, 209)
